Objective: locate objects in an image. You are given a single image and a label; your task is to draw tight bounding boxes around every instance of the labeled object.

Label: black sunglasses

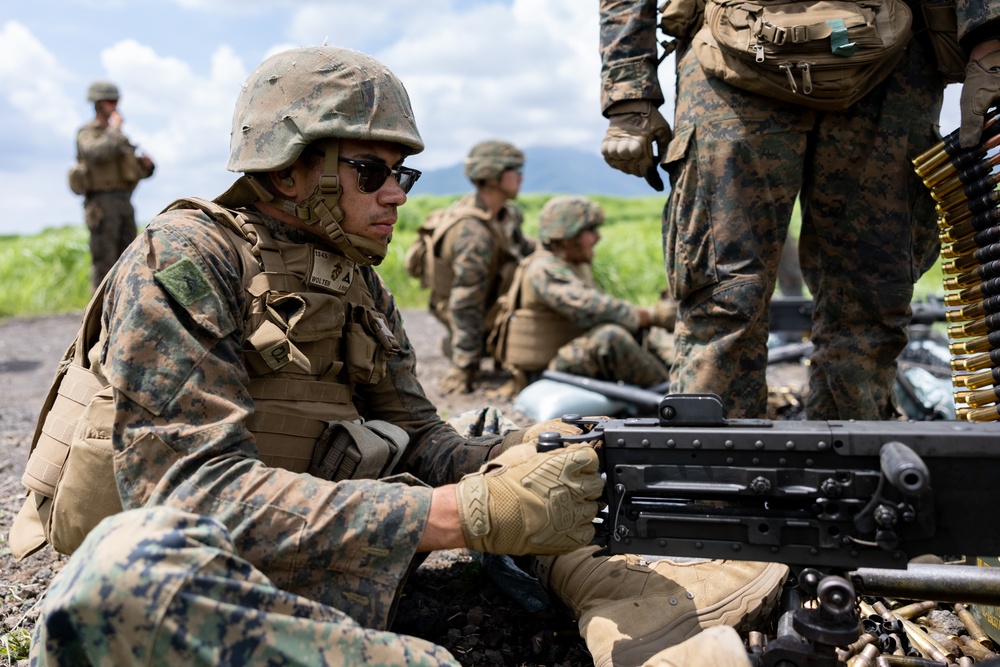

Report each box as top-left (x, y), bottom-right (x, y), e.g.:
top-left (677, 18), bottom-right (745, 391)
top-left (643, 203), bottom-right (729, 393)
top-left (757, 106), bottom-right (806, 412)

top-left (338, 157), bottom-right (421, 194)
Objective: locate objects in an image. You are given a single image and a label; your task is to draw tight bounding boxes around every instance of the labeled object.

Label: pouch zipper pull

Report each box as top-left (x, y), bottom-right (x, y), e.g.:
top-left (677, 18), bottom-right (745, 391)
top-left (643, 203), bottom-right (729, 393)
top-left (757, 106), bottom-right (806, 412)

top-left (752, 44), bottom-right (765, 63)
top-left (778, 61), bottom-right (797, 93)
top-left (797, 62), bottom-right (813, 95)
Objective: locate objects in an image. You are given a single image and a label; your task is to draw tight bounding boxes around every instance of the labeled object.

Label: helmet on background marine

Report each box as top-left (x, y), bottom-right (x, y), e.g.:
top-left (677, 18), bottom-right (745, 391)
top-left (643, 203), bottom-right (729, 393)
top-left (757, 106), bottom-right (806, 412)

top-left (224, 45), bottom-right (424, 265)
top-left (87, 81), bottom-right (120, 103)
top-left (464, 140), bottom-right (524, 182)
top-left (538, 195), bottom-right (605, 244)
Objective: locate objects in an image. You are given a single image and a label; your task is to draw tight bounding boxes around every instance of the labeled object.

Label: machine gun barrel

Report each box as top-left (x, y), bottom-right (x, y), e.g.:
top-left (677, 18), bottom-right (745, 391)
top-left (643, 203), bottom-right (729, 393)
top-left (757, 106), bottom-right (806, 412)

top-left (851, 564), bottom-right (1000, 606)
top-left (540, 370), bottom-right (665, 411)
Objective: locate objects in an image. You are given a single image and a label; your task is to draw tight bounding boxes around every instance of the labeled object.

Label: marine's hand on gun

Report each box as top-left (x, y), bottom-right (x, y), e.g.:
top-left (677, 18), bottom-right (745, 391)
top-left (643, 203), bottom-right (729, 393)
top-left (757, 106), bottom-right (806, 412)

top-left (455, 435), bottom-right (603, 556)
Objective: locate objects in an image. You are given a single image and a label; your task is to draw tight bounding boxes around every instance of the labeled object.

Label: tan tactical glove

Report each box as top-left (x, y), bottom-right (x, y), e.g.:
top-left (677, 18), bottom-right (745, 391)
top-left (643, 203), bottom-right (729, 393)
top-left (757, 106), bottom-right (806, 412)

top-left (601, 100), bottom-right (672, 190)
top-left (455, 442), bottom-right (603, 555)
top-left (960, 51), bottom-right (1000, 149)
top-left (646, 299), bottom-right (679, 332)
top-left (439, 366), bottom-right (476, 394)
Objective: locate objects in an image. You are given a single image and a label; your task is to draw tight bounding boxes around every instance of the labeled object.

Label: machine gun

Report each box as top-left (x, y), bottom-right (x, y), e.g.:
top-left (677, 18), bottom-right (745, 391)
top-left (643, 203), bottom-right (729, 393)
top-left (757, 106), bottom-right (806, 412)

top-left (538, 393), bottom-right (1000, 667)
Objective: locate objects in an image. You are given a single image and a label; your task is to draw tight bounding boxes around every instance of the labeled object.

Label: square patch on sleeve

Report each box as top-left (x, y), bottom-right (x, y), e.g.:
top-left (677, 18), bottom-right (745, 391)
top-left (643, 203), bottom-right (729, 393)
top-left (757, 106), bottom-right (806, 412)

top-left (154, 257), bottom-right (212, 306)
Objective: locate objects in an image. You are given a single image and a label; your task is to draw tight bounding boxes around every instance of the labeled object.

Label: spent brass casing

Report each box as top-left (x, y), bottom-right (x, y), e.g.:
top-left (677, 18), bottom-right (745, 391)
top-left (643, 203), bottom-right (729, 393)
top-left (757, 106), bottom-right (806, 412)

top-left (957, 633), bottom-right (998, 660)
top-left (874, 657), bottom-right (949, 667)
top-left (847, 643), bottom-right (880, 667)
top-left (954, 602), bottom-right (996, 650)
top-left (891, 600), bottom-right (938, 620)
top-left (953, 365), bottom-right (1000, 389)
top-left (902, 618), bottom-right (955, 662)
top-left (966, 404), bottom-right (1000, 421)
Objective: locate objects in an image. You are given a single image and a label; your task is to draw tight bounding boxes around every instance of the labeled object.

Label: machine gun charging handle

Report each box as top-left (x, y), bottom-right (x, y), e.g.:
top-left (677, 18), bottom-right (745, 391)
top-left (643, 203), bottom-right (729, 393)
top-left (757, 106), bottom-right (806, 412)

top-left (880, 441), bottom-right (930, 494)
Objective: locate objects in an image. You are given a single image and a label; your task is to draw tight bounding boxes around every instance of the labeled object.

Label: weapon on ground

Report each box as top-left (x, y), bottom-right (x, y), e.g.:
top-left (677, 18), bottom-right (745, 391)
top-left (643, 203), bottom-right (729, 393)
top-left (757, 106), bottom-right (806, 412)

top-left (536, 393), bottom-right (1000, 667)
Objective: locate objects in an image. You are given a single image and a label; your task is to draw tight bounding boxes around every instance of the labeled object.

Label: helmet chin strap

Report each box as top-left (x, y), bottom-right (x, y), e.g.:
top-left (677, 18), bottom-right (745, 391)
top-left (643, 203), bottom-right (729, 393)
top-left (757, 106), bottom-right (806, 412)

top-left (252, 140), bottom-right (388, 266)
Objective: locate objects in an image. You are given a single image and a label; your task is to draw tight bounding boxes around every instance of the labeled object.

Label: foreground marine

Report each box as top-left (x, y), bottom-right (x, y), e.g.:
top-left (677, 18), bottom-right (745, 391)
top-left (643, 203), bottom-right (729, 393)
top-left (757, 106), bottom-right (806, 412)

top-left (19, 46), bottom-right (784, 667)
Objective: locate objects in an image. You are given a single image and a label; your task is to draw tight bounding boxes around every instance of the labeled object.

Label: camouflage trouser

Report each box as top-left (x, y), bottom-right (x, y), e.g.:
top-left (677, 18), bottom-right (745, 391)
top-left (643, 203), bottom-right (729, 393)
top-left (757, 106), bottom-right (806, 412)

top-left (663, 39), bottom-right (943, 419)
top-left (31, 508), bottom-right (459, 667)
top-left (84, 190), bottom-right (137, 291)
top-left (548, 323), bottom-right (672, 388)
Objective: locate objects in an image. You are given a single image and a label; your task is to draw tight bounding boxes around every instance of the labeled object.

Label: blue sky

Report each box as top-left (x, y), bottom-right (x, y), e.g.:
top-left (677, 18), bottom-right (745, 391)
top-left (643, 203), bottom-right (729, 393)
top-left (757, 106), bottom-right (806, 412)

top-left (0, 0), bottom-right (962, 236)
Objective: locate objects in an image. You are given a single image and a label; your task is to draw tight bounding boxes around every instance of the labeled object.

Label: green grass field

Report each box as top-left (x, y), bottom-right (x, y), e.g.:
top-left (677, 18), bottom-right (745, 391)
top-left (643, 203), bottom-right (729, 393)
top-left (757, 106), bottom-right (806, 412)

top-left (0, 194), bottom-right (945, 319)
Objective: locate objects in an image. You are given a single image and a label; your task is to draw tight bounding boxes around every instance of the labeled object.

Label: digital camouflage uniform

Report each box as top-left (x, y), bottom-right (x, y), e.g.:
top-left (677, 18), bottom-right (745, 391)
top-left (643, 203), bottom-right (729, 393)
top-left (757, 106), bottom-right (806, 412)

top-left (76, 117), bottom-right (153, 291)
top-left (600, 0), bottom-right (1000, 419)
top-left (435, 193), bottom-right (535, 371)
top-left (519, 249), bottom-right (672, 386)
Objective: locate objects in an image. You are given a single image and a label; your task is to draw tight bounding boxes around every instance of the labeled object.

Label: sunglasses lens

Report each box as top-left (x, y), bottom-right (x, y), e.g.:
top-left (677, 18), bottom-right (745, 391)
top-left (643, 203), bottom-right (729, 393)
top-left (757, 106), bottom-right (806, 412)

top-left (356, 163), bottom-right (390, 193)
top-left (397, 168), bottom-right (420, 194)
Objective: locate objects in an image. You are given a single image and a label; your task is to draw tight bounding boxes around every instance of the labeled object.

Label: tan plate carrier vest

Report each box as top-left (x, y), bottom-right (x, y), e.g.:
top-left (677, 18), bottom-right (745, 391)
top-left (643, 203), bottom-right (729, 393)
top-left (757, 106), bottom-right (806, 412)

top-left (490, 250), bottom-right (587, 372)
top-left (10, 198), bottom-right (409, 559)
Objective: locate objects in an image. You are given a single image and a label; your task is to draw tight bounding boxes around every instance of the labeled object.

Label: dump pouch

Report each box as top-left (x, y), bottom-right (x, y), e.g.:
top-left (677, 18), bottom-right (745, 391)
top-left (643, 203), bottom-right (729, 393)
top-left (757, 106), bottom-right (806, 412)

top-left (660, 0), bottom-right (707, 39)
top-left (692, 0), bottom-right (913, 110)
top-left (309, 419), bottom-right (409, 481)
top-left (68, 162), bottom-right (90, 196)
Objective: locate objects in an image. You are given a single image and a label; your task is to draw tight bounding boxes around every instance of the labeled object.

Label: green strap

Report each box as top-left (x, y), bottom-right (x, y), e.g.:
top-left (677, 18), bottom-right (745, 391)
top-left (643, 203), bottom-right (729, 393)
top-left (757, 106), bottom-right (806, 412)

top-left (827, 18), bottom-right (857, 56)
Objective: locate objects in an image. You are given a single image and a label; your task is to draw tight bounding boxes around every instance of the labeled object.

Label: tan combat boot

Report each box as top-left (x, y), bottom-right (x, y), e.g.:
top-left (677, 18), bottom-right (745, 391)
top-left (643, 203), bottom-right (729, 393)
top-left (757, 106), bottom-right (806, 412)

top-left (535, 546), bottom-right (787, 667)
top-left (641, 626), bottom-right (751, 667)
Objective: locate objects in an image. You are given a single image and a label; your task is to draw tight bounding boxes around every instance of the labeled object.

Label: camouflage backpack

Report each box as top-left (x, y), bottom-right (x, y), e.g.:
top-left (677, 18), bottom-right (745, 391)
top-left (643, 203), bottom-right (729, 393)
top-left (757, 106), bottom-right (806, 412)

top-left (404, 203), bottom-right (494, 293)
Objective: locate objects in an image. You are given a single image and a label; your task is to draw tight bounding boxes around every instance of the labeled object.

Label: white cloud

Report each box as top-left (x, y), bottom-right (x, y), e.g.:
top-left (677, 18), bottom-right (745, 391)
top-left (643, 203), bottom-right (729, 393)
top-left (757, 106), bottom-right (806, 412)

top-left (0, 21), bottom-right (80, 138)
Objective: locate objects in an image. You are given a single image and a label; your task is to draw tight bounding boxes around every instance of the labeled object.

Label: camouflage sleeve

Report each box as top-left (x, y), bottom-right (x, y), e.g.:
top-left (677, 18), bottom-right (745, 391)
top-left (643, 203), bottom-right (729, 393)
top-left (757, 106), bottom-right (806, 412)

top-left (956, 0), bottom-right (1000, 50)
top-left (357, 268), bottom-right (501, 486)
top-left (77, 124), bottom-right (132, 163)
top-left (447, 219), bottom-right (496, 370)
top-left (600, 0), bottom-right (664, 113)
top-left (510, 208), bottom-right (537, 257)
top-left (102, 211), bottom-right (432, 624)
top-left (526, 254), bottom-right (643, 332)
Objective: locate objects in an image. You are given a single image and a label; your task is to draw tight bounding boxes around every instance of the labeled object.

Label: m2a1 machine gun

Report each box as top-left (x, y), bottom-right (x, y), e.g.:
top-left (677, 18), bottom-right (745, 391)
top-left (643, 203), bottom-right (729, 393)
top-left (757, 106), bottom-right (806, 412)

top-left (536, 393), bottom-right (1000, 667)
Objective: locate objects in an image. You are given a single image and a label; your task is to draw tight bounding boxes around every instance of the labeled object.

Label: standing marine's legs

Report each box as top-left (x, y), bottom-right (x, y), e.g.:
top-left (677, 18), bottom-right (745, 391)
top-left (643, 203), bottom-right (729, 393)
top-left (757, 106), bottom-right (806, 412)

top-left (663, 46), bottom-right (810, 417)
top-left (801, 38), bottom-right (943, 420)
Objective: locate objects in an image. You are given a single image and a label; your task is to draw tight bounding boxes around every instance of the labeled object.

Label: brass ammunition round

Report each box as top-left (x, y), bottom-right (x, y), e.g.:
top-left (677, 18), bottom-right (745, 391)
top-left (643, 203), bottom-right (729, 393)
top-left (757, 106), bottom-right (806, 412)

top-left (954, 366), bottom-right (1000, 389)
top-left (957, 406), bottom-right (974, 420)
top-left (943, 274), bottom-right (977, 291)
top-left (929, 173), bottom-right (966, 201)
top-left (950, 348), bottom-right (999, 371)
top-left (942, 254), bottom-right (979, 275)
top-left (913, 145), bottom-right (949, 174)
top-left (966, 385), bottom-right (1000, 407)
top-left (947, 317), bottom-right (988, 337)
top-left (954, 389), bottom-right (973, 404)
top-left (968, 404), bottom-right (1000, 421)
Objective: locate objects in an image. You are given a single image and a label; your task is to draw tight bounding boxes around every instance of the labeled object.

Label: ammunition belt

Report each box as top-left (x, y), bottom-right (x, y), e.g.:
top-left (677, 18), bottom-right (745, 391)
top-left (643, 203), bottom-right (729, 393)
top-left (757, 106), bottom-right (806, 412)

top-left (914, 110), bottom-right (1000, 420)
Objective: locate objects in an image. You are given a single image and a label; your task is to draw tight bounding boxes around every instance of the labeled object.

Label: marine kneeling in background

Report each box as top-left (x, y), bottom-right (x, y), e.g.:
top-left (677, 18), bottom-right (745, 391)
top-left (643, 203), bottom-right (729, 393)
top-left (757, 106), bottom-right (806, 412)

top-left (491, 195), bottom-right (678, 396)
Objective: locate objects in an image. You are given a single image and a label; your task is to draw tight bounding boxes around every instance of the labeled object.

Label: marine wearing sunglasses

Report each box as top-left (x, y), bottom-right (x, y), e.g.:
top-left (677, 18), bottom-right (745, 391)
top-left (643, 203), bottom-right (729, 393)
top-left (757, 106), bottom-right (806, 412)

top-left (339, 157), bottom-right (422, 194)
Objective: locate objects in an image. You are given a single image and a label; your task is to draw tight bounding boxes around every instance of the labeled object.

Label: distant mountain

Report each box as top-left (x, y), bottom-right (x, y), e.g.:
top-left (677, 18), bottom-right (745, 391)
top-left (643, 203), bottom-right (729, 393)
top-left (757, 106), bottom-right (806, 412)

top-left (414, 146), bottom-right (666, 198)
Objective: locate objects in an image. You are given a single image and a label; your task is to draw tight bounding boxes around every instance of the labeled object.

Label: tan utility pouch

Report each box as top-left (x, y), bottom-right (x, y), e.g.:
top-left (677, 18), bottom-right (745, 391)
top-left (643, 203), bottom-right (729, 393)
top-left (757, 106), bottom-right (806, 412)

top-left (660, 0), bottom-right (707, 38)
top-left (309, 420), bottom-right (409, 481)
top-left (693, 0), bottom-right (912, 110)
top-left (921, 0), bottom-right (966, 83)
top-left (9, 279), bottom-right (120, 559)
top-left (68, 162), bottom-right (90, 195)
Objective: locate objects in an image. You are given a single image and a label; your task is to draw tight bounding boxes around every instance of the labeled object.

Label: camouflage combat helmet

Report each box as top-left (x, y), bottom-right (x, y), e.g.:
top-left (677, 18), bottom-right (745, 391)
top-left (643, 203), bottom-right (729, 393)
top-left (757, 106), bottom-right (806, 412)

top-left (224, 45), bottom-right (424, 266)
top-left (538, 195), bottom-right (604, 244)
top-left (464, 140), bottom-right (524, 182)
top-left (87, 81), bottom-right (119, 103)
